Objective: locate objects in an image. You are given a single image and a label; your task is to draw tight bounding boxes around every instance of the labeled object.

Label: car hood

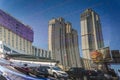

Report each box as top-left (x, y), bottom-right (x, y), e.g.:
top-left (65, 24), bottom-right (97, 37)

top-left (57, 71), bottom-right (67, 74)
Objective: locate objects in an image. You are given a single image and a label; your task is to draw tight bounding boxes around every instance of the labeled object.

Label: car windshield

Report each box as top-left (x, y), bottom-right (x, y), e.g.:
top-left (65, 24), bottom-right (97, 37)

top-left (52, 66), bottom-right (62, 71)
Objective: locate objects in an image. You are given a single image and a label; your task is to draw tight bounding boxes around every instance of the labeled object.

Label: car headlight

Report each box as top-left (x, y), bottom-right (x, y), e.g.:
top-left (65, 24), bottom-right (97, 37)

top-left (57, 72), bottom-right (62, 75)
top-left (58, 72), bottom-right (68, 76)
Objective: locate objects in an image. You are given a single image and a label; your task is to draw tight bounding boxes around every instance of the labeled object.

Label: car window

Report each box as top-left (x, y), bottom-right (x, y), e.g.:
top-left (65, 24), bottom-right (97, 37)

top-left (69, 68), bottom-right (74, 71)
top-left (52, 66), bottom-right (62, 71)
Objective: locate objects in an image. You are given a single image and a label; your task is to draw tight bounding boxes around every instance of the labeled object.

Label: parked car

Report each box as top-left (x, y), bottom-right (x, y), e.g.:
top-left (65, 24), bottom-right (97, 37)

top-left (29, 66), bottom-right (49, 78)
top-left (85, 69), bottom-right (110, 80)
top-left (66, 67), bottom-right (87, 80)
top-left (14, 64), bottom-right (30, 75)
top-left (85, 70), bottom-right (98, 80)
top-left (96, 70), bottom-right (105, 80)
top-left (46, 66), bottom-right (68, 79)
top-left (107, 69), bottom-right (119, 80)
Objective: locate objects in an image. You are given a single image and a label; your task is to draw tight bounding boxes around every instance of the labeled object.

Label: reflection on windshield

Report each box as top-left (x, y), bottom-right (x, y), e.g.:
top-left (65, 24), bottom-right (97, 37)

top-left (52, 66), bottom-right (62, 71)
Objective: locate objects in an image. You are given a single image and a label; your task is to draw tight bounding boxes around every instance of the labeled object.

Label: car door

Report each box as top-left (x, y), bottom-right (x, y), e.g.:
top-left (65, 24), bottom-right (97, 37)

top-left (47, 66), bottom-right (53, 75)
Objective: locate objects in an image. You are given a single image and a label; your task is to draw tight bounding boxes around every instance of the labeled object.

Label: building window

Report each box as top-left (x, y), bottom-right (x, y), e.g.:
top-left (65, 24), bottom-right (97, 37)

top-left (8, 30), bottom-right (10, 45)
top-left (12, 33), bottom-right (14, 47)
top-left (45, 51), bottom-right (47, 58)
top-left (23, 40), bottom-right (25, 51)
top-left (16, 36), bottom-right (18, 49)
top-left (4, 28), bottom-right (6, 43)
top-left (35, 48), bottom-right (37, 57)
top-left (27, 41), bottom-right (28, 53)
top-left (38, 49), bottom-right (40, 57)
top-left (49, 52), bottom-right (51, 58)
top-left (40, 49), bottom-right (42, 57)
top-left (20, 38), bottom-right (22, 50)
top-left (42, 50), bottom-right (44, 57)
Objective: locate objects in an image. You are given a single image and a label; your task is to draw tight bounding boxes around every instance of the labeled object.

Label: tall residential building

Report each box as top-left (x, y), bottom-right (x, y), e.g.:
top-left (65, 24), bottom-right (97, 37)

top-left (48, 17), bottom-right (81, 68)
top-left (0, 9), bottom-right (33, 54)
top-left (80, 9), bottom-right (104, 69)
top-left (80, 8), bottom-right (104, 59)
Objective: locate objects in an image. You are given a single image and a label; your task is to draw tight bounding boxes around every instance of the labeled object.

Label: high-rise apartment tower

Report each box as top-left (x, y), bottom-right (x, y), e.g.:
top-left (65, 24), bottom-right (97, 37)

top-left (48, 17), bottom-right (81, 68)
top-left (80, 9), bottom-right (104, 59)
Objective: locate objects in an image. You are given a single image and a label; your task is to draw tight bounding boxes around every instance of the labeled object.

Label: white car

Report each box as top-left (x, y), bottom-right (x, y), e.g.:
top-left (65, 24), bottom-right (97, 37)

top-left (46, 66), bottom-right (68, 78)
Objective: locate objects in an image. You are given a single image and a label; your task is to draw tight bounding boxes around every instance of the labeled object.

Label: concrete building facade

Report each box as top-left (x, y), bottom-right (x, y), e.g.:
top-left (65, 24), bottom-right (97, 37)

top-left (111, 50), bottom-right (120, 63)
top-left (0, 9), bottom-right (54, 63)
top-left (32, 46), bottom-right (52, 59)
top-left (80, 8), bottom-right (104, 59)
top-left (80, 9), bottom-right (104, 69)
top-left (48, 17), bottom-right (81, 68)
top-left (0, 9), bottom-right (33, 54)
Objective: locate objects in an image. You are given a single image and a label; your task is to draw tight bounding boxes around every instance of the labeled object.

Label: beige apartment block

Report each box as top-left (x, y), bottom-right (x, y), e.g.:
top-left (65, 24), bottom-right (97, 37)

top-left (48, 17), bottom-right (82, 68)
top-left (80, 8), bottom-right (104, 69)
